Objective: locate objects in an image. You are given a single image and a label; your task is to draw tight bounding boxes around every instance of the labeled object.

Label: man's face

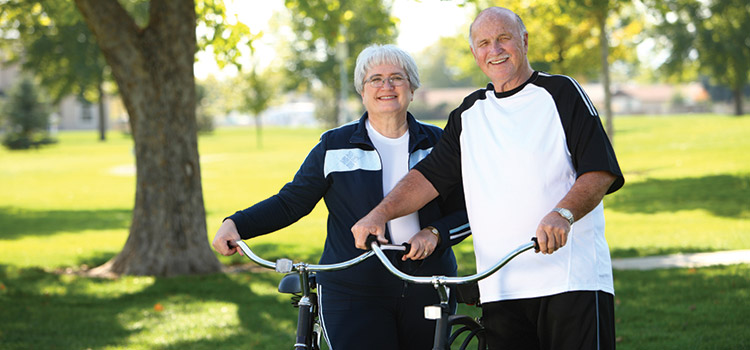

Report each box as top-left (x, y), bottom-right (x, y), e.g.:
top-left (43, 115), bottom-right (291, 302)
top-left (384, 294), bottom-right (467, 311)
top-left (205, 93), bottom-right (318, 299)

top-left (470, 10), bottom-right (530, 92)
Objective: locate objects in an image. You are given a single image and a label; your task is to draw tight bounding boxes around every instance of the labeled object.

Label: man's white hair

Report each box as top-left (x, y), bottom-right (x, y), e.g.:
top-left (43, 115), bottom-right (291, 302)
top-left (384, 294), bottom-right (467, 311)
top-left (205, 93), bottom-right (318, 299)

top-left (468, 7), bottom-right (528, 50)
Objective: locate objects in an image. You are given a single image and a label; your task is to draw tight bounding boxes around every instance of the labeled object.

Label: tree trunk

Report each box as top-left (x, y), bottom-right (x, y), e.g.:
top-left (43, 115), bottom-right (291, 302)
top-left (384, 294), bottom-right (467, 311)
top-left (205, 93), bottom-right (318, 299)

top-left (598, 12), bottom-right (614, 143)
top-left (733, 87), bottom-right (744, 116)
top-left (255, 116), bottom-right (263, 149)
top-left (97, 80), bottom-right (106, 141)
top-left (75, 0), bottom-right (221, 276)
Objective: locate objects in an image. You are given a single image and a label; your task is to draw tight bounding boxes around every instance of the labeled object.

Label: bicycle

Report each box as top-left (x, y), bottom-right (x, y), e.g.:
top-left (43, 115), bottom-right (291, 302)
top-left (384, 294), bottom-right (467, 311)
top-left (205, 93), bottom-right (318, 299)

top-left (232, 239), bottom-right (408, 350)
top-left (366, 236), bottom-right (539, 350)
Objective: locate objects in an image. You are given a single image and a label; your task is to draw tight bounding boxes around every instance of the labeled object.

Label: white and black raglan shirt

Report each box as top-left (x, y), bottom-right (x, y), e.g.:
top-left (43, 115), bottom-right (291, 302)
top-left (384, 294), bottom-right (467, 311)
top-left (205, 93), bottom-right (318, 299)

top-left (414, 71), bottom-right (624, 303)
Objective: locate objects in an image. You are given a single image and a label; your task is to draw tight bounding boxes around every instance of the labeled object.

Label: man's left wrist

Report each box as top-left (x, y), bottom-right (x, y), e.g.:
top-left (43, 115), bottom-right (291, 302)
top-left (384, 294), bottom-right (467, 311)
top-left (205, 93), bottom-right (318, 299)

top-left (552, 207), bottom-right (575, 225)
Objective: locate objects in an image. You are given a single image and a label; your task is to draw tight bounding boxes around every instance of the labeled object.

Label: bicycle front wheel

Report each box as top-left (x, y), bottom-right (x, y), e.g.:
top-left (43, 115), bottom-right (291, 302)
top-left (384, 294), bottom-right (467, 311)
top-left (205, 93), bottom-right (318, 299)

top-left (447, 314), bottom-right (486, 350)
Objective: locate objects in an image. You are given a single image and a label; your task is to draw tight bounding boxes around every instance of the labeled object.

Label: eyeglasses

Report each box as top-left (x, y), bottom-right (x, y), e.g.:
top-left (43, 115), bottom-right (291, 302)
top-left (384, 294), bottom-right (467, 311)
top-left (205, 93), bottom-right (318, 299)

top-left (364, 75), bottom-right (408, 89)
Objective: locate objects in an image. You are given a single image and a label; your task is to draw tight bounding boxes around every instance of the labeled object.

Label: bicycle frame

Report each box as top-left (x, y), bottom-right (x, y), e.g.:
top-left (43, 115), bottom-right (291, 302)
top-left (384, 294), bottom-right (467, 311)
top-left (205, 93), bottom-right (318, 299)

top-left (235, 240), bottom-right (407, 350)
top-left (369, 239), bottom-right (537, 350)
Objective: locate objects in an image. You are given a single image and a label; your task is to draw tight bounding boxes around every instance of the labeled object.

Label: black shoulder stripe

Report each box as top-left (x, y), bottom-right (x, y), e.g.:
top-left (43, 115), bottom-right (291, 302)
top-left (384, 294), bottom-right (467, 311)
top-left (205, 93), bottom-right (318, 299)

top-left (451, 86), bottom-right (490, 115)
top-left (537, 72), bottom-right (598, 117)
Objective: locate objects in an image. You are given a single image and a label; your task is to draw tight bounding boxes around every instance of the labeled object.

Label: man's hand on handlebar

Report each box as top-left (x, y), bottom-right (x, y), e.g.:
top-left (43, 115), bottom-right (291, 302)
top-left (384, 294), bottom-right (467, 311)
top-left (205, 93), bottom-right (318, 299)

top-left (352, 211), bottom-right (389, 250)
top-left (534, 211), bottom-right (571, 254)
top-left (212, 219), bottom-right (242, 256)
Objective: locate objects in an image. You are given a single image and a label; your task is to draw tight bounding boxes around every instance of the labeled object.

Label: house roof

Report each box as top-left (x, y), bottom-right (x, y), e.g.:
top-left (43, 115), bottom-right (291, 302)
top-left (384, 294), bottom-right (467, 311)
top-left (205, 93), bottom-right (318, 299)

top-left (581, 82), bottom-right (709, 105)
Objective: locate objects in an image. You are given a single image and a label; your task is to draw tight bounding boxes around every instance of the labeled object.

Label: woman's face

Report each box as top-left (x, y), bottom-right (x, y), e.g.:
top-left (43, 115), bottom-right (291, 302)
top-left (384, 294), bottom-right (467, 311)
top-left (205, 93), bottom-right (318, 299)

top-left (360, 63), bottom-right (413, 118)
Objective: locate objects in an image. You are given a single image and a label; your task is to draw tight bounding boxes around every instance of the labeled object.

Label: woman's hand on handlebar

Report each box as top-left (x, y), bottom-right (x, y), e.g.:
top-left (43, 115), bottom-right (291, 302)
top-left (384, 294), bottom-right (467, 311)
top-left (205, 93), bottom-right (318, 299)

top-left (212, 219), bottom-right (242, 256)
top-left (403, 228), bottom-right (439, 261)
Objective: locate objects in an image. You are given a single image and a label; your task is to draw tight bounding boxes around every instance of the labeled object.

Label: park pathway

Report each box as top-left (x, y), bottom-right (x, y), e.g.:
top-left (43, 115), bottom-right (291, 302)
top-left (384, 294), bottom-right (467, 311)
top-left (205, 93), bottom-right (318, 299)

top-left (611, 249), bottom-right (750, 270)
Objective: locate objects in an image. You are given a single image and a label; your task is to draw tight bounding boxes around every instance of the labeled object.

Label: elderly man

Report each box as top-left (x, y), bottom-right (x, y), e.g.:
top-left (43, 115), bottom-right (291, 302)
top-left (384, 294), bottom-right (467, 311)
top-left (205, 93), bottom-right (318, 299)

top-left (352, 7), bottom-right (624, 350)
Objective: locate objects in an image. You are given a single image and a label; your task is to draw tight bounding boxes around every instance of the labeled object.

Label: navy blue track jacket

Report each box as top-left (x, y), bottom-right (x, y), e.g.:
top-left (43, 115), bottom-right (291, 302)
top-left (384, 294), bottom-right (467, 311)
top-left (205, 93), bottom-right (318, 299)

top-left (228, 112), bottom-right (471, 297)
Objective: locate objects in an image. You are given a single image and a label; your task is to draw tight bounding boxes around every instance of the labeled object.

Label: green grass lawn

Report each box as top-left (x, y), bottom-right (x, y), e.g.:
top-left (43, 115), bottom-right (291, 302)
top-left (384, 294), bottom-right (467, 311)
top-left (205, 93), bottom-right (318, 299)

top-left (1, 114), bottom-right (749, 349)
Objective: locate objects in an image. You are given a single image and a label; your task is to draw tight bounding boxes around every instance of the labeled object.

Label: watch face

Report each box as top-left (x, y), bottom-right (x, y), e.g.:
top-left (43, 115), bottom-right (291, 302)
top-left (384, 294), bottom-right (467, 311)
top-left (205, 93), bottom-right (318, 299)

top-left (554, 208), bottom-right (574, 224)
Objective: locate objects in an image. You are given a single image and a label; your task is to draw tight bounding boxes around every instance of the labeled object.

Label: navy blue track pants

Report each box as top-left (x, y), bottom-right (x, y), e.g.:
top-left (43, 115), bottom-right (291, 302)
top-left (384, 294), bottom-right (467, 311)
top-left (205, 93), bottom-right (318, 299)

top-left (317, 283), bottom-right (455, 350)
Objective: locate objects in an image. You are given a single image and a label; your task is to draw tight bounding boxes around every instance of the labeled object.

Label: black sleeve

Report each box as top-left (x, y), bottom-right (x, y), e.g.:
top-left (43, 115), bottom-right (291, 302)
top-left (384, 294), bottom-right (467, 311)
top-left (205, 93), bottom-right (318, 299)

top-left (557, 79), bottom-right (624, 194)
top-left (413, 108), bottom-right (464, 198)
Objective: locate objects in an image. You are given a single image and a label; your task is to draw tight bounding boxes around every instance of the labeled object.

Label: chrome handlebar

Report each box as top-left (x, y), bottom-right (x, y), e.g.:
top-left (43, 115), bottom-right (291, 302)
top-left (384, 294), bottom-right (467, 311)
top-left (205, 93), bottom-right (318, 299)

top-left (234, 240), bottom-right (376, 273)
top-left (235, 237), bottom-right (536, 286)
top-left (369, 239), bottom-right (537, 286)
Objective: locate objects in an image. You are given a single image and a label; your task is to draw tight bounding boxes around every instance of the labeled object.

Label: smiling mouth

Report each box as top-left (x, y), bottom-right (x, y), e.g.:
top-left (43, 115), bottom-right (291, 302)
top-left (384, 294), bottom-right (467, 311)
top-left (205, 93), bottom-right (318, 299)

top-left (488, 56), bottom-right (509, 65)
top-left (378, 95), bottom-right (397, 100)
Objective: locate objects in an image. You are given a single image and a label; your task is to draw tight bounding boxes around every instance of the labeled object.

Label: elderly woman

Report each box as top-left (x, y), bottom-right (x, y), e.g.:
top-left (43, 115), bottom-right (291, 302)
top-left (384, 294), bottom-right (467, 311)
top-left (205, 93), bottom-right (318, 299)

top-left (212, 44), bottom-right (469, 349)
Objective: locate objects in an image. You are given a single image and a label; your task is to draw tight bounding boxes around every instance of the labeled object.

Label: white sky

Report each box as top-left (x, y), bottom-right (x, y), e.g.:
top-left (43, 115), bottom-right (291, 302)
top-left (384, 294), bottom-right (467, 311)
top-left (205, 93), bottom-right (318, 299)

top-left (194, 0), bottom-right (474, 79)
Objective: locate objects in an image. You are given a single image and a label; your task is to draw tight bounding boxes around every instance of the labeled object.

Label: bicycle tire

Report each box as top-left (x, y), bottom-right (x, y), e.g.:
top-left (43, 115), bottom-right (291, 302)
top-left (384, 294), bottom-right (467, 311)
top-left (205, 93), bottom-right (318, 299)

top-left (447, 314), bottom-right (486, 350)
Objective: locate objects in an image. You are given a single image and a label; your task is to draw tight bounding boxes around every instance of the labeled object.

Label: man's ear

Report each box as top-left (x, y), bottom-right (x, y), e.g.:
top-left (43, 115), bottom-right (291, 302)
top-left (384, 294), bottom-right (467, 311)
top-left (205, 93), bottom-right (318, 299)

top-left (523, 33), bottom-right (529, 50)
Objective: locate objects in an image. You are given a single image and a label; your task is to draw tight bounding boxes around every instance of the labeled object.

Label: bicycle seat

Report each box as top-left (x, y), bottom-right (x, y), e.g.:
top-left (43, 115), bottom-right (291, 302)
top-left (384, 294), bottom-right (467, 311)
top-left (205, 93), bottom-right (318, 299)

top-left (278, 273), bottom-right (318, 294)
top-left (278, 273), bottom-right (301, 294)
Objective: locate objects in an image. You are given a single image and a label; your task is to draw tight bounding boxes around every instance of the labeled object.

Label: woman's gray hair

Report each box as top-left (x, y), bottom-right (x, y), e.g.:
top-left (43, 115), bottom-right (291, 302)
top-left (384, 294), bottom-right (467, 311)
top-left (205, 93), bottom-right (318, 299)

top-left (353, 44), bottom-right (421, 95)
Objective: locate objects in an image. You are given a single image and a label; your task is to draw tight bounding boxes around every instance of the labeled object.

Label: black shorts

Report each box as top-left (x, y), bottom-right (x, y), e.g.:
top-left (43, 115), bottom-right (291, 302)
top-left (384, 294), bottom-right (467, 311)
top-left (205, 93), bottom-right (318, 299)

top-left (481, 290), bottom-right (616, 350)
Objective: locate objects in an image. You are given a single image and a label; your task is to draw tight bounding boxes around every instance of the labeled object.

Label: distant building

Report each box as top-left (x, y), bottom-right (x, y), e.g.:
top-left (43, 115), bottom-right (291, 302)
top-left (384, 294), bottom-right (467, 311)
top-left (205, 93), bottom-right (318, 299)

top-left (414, 82), bottom-right (712, 117)
top-left (54, 95), bottom-right (109, 131)
top-left (414, 87), bottom-right (477, 110)
top-left (217, 94), bottom-right (318, 128)
top-left (582, 82), bottom-right (710, 115)
top-left (0, 60), bottom-right (111, 132)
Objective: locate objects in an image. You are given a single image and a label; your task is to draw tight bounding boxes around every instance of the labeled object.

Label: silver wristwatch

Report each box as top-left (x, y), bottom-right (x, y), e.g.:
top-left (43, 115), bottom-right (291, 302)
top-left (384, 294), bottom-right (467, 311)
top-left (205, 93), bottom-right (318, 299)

top-left (552, 207), bottom-right (574, 225)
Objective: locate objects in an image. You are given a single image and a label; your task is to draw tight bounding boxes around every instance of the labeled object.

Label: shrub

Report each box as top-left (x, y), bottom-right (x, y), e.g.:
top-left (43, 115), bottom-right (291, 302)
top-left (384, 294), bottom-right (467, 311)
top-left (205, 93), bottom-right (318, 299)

top-left (0, 76), bottom-right (55, 150)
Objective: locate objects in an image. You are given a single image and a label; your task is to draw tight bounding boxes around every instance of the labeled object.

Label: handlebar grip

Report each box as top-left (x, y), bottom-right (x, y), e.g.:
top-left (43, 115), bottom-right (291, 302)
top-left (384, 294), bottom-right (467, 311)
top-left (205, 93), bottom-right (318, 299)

top-left (402, 243), bottom-right (412, 256)
top-left (366, 236), bottom-right (412, 256)
top-left (531, 237), bottom-right (539, 251)
top-left (365, 235), bottom-right (380, 250)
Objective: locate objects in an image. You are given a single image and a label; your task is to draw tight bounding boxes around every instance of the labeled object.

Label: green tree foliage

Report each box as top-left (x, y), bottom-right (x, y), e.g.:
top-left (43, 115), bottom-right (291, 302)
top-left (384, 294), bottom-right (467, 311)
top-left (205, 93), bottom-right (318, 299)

top-left (0, 0), bottom-right (110, 140)
top-left (0, 0), bottom-right (253, 142)
top-left (283, 0), bottom-right (398, 127)
top-left (196, 0), bottom-right (255, 70)
top-left (560, 0), bottom-right (637, 139)
top-left (643, 0), bottom-right (750, 115)
top-left (238, 65), bottom-right (276, 148)
top-left (1, 76), bottom-right (54, 149)
top-left (195, 83), bottom-right (215, 133)
top-left (417, 36), bottom-right (477, 88)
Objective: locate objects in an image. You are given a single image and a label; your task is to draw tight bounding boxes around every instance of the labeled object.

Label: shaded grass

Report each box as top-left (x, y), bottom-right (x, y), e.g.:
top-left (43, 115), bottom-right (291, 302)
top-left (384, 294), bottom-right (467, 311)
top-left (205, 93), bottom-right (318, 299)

top-left (2, 262), bottom-right (748, 349)
top-left (0, 265), bottom-right (298, 350)
top-left (605, 115), bottom-right (749, 258)
top-left (606, 174), bottom-right (749, 218)
top-left (0, 207), bottom-right (131, 239)
top-left (613, 264), bottom-right (750, 349)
